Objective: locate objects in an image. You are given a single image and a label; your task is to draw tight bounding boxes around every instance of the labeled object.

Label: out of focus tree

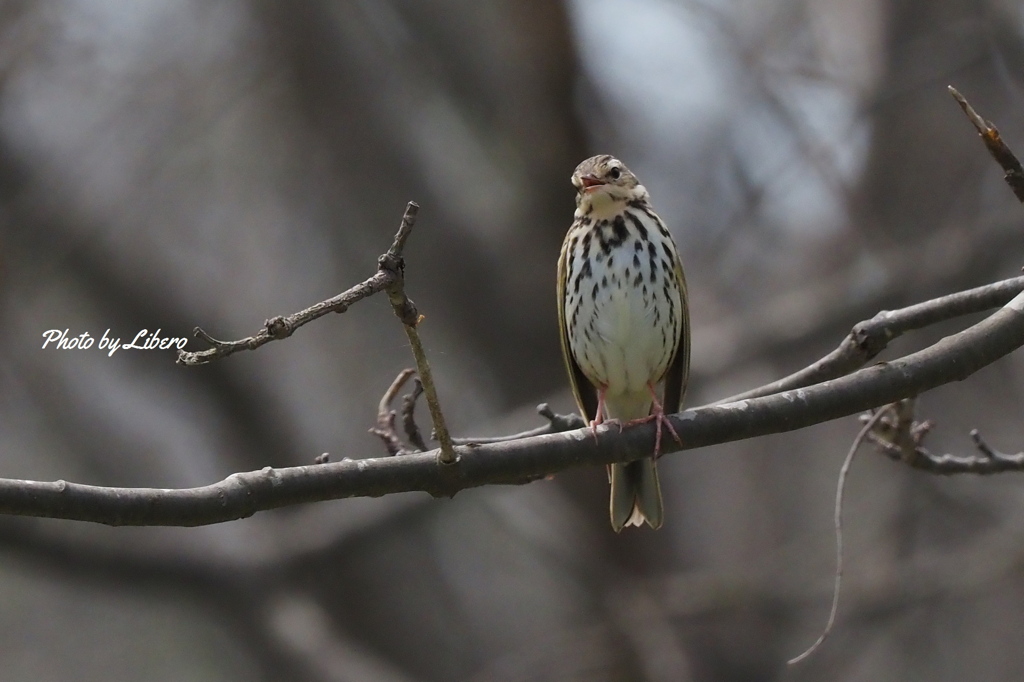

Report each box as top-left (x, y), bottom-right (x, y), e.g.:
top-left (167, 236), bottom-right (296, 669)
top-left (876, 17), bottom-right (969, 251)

top-left (0, 0), bottom-right (1023, 680)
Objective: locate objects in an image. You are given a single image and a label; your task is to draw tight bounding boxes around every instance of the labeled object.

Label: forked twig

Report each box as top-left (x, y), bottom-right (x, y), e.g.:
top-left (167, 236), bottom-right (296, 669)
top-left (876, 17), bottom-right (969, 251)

top-left (177, 206), bottom-right (418, 366)
top-left (401, 378), bottom-right (428, 452)
top-left (180, 201), bottom-right (457, 465)
top-left (865, 399), bottom-right (1024, 474)
top-left (380, 204), bottom-right (455, 464)
top-left (369, 369), bottom-right (419, 456)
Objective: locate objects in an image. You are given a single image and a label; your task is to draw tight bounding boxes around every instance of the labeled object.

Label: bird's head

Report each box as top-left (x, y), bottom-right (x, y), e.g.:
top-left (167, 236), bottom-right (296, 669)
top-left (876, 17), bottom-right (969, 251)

top-left (571, 155), bottom-right (649, 215)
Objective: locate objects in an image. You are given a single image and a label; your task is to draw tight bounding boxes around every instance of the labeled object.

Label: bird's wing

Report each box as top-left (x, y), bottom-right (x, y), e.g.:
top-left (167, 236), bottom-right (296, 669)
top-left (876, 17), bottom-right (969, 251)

top-left (661, 254), bottom-right (690, 414)
top-left (557, 234), bottom-right (599, 422)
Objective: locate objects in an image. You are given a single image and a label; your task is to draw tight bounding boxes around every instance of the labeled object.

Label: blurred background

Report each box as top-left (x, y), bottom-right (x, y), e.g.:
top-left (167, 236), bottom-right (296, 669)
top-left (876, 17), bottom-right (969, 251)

top-left (1, 0), bottom-right (1024, 679)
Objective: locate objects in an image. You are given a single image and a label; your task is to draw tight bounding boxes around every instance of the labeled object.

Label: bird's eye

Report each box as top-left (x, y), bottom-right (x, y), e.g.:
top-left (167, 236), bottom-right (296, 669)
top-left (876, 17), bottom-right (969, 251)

top-left (609, 167), bottom-right (621, 180)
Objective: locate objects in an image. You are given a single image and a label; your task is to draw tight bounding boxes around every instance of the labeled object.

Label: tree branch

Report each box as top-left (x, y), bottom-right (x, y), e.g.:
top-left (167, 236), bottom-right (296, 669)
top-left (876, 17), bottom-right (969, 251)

top-left (378, 205), bottom-right (456, 464)
top-left (718, 275), bottom-right (1024, 403)
top-left (180, 202), bottom-right (457, 464)
top-left (949, 86), bottom-right (1024, 203)
top-left (176, 202), bottom-right (420, 366)
top-left (368, 368), bottom-right (419, 456)
top-left (451, 403), bottom-right (587, 445)
top-left (865, 398), bottom-right (1024, 474)
top-left (2, 286), bottom-right (1023, 526)
top-left (431, 277), bottom-right (1024, 443)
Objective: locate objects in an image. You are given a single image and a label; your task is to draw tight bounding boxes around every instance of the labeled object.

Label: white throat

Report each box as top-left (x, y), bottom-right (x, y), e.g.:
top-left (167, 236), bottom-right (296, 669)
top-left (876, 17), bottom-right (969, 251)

top-left (576, 184), bottom-right (649, 221)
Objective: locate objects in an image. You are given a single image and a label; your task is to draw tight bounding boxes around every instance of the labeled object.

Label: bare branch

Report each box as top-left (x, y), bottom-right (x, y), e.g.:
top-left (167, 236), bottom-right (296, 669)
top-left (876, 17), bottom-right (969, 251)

top-left (448, 278), bottom-right (1024, 445)
top-left (452, 403), bottom-right (587, 445)
top-left (0, 287), bottom-right (1022, 526)
top-left (178, 200), bottom-right (456, 465)
top-left (369, 369), bottom-right (419, 456)
top-left (177, 203), bottom-right (421, 366)
top-left (949, 86), bottom-right (1024, 203)
top-left (378, 206), bottom-right (456, 464)
top-left (400, 378), bottom-right (428, 452)
top-left (719, 276), bottom-right (1024, 403)
top-left (368, 368), bottom-right (430, 456)
top-left (866, 400), bottom-right (1024, 474)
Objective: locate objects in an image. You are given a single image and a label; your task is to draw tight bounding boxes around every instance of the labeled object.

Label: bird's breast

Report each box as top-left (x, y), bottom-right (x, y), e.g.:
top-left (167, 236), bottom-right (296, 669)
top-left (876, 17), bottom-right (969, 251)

top-left (562, 206), bottom-right (682, 397)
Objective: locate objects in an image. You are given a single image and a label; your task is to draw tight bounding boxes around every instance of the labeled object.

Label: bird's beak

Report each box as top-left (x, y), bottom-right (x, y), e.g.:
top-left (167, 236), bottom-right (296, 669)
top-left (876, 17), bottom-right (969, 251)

top-left (580, 174), bottom-right (605, 193)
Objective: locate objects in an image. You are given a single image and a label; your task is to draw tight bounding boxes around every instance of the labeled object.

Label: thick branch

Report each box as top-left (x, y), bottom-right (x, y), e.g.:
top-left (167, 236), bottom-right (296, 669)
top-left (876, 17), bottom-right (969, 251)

top-left (2, 289), bottom-right (1024, 526)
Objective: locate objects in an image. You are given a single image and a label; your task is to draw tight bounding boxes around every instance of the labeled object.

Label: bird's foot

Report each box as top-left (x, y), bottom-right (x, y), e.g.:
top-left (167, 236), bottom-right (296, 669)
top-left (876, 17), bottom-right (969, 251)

top-left (624, 393), bottom-right (682, 457)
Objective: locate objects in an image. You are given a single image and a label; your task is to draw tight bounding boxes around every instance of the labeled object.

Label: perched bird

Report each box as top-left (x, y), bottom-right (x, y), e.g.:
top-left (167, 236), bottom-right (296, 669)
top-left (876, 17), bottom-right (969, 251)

top-left (557, 155), bottom-right (690, 531)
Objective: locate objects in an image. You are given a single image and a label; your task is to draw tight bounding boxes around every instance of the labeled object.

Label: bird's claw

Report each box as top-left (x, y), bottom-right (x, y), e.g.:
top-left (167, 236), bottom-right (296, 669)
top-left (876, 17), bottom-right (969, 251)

top-left (589, 417), bottom-right (624, 441)
top-left (624, 410), bottom-right (681, 458)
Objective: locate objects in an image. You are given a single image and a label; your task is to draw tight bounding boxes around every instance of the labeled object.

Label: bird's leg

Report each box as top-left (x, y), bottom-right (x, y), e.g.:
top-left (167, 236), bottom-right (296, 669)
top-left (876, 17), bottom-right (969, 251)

top-left (623, 383), bottom-right (682, 457)
top-left (590, 386), bottom-right (608, 441)
top-left (651, 387), bottom-right (684, 456)
top-left (590, 386), bottom-right (625, 441)
top-left (647, 382), bottom-right (682, 457)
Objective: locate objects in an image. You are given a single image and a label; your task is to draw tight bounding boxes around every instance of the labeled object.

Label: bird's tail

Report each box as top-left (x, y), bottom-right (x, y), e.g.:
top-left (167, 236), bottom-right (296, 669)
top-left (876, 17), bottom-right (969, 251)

top-left (609, 457), bottom-right (663, 531)
top-left (604, 391), bottom-right (665, 531)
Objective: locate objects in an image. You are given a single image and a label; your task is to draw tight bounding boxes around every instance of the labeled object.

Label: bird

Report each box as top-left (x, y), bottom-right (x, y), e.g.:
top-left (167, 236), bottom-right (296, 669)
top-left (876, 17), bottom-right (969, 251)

top-left (557, 154), bottom-right (690, 531)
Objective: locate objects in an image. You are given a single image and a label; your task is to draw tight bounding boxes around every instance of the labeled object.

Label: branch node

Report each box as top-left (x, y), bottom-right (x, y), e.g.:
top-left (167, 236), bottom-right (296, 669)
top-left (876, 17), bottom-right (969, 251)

top-left (435, 451), bottom-right (461, 467)
top-left (851, 318), bottom-right (894, 360)
top-left (377, 252), bottom-right (404, 278)
top-left (264, 316), bottom-right (293, 340)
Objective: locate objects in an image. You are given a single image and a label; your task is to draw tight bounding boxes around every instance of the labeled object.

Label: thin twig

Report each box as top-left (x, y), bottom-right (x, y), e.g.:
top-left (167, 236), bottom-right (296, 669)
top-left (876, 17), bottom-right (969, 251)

top-left (949, 86), bottom-right (1024, 203)
top-left (866, 406), bottom-right (1024, 473)
top-left (379, 204), bottom-right (456, 465)
top-left (178, 204), bottom-right (420, 366)
top-left (909, 430), bottom-right (1024, 473)
top-left (788, 405), bottom-right (894, 665)
top-left (401, 378), bottom-right (428, 452)
top-left (398, 326), bottom-right (454, 463)
top-left (180, 200), bottom-right (457, 465)
top-left (451, 403), bottom-right (587, 445)
top-left (369, 369), bottom-right (418, 456)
